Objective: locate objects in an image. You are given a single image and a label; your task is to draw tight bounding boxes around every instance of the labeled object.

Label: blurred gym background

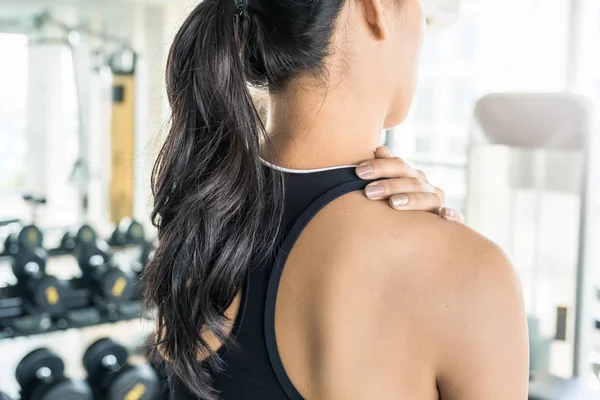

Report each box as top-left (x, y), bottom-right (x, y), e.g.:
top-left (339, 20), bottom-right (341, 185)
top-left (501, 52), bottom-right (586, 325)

top-left (0, 0), bottom-right (599, 399)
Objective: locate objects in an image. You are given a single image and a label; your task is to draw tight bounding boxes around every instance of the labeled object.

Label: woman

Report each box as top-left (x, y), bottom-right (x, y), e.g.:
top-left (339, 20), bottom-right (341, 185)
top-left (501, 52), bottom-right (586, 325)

top-left (144, 0), bottom-right (529, 399)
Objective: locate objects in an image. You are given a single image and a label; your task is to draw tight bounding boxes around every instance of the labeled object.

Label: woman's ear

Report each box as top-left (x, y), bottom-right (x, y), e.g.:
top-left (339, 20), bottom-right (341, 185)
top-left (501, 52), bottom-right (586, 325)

top-left (361, 0), bottom-right (390, 40)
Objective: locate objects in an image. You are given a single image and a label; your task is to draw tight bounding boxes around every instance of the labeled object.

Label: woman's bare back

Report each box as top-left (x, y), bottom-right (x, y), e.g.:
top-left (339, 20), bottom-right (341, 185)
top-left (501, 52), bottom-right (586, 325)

top-left (269, 191), bottom-right (529, 399)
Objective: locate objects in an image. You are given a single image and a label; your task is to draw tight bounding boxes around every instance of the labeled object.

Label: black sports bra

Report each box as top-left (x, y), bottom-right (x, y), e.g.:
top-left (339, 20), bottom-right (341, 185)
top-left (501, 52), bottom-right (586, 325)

top-left (168, 164), bottom-right (371, 399)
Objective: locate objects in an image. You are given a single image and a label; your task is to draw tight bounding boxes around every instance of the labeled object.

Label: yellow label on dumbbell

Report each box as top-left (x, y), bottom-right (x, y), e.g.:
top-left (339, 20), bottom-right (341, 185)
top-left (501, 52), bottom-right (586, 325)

top-left (82, 228), bottom-right (93, 242)
top-left (112, 277), bottom-right (128, 297)
top-left (28, 228), bottom-right (38, 245)
top-left (46, 287), bottom-right (60, 305)
top-left (124, 383), bottom-right (146, 400)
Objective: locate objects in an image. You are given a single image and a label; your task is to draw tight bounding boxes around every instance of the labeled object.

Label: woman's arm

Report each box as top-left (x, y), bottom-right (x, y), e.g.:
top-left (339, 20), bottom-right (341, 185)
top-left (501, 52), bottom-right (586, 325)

top-left (357, 147), bottom-right (464, 223)
top-left (431, 232), bottom-right (530, 399)
top-left (359, 149), bottom-right (528, 397)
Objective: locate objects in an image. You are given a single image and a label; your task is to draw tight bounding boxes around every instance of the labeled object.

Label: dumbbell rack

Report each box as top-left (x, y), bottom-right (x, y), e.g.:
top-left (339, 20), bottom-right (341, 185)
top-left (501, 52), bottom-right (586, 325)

top-left (0, 328), bottom-right (165, 400)
top-left (0, 223), bottom-right (154, 340)
top-left (0, 219), bottom-right (165, 399)
top-left (0, 302), bottom-right (151, 341)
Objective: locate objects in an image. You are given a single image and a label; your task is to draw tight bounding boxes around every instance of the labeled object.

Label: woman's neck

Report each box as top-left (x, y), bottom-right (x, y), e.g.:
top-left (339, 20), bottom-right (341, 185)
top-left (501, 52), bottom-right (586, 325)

top-left (265, 80), bottom-right (389, 169)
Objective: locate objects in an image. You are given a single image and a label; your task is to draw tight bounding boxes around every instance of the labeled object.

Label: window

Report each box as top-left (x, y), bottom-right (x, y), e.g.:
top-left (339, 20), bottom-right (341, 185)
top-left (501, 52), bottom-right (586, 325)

top-left (413, 81), bottom-right (437, 124)
top-left (389, 0), bottom-right (597, 379)
top-left (0, 33), bottom-right (28, 194)
top-left (448, 78), bottom-right (474, 124)
top-left (415, 134), bottom-right (433, 154)
top-left (388, 0), bottom-right (572, 205)
top-left (0, 32), bottom-right (81, 224)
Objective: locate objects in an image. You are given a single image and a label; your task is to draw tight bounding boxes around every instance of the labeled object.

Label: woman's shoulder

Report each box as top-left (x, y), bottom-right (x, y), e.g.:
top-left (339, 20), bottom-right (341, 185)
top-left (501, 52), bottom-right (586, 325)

top-left (343, 190), bottom-right (519, 303)
top-left (306, 188), bottom-right (522, 335)
top-left (313, 189), bottom-right (513, 275)
top-left (297, 190), bottom-right (520, 318)
top-left (304, 193), bottom-right (527, 398)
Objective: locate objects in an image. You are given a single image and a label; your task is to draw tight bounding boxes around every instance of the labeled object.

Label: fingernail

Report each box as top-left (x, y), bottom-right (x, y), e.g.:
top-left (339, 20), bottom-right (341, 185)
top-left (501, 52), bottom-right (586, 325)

top-left (443, 208), bottom-right (456, 218)
top-left (365, 183), bottom-right (385, 199)
top-left (391, 195), bottom-right (409, 208)
top-left (356, 164), bottom-right (374, 179)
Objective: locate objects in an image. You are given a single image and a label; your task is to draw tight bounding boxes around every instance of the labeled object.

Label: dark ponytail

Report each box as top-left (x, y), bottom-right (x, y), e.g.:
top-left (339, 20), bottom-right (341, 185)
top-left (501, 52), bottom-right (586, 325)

top-left (142, 0), bottom-right (346, 398)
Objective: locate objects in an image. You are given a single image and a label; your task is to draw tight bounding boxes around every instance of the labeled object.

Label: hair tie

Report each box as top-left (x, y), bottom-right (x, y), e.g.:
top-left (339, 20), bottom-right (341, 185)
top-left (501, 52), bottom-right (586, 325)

top-left (234, 0), bottom-right (248, 14)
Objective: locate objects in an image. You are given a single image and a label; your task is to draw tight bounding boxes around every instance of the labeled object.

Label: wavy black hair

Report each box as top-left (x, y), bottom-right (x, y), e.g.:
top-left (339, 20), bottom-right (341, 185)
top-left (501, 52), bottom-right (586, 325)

top-left (142, 0), bottom-right (346, 398)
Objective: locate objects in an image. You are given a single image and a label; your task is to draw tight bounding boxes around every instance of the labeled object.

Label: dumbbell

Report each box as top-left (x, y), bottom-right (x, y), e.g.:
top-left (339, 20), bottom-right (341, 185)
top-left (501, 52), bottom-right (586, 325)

top-left (5, 224), bottom-right (43, 255)
top-left (84, 338), bottom-right (161, 400)
top-left (60, 224), bottom-right (97, 253)
top-left (9, 226), bottom-right (66, 315)
top-left (4, 194), bottom-right (45, 253)
top-left (130, 241), bottom-right (156, 279)
top-left (109, 218), bottom-right (145, 247)
top-left (3, 230), bottom-right (19, 255)
top-left (16, 348), bottom-right (93, 400)
top-left (127, 241), bottom-right (155, 301)
top-left (140, 241), bottom-right (155, 267)
top-left (73, 241), bottom-right (135, 305)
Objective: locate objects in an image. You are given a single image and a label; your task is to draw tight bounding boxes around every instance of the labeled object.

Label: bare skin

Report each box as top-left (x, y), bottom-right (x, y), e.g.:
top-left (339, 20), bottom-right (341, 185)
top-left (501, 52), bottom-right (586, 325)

top-left (202, 191), bottom-right (528, 399)
top-left (173, 0), bottom-right (528, 398)
top-left (162, 148), bottom-right (465, 359)
top-left (194, 147), bottom-right (465, 357)
top-left (274, 194), bottom-right (528, 399)
top-left (206, 193), bottom-right (527, 399)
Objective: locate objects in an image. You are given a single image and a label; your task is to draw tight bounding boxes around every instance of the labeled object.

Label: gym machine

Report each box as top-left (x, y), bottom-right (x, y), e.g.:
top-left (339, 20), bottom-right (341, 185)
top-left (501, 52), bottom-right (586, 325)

top-left (466, 93), bottom-right (600, 399)
top-left (0, 11), bottom-right (154, 399)
top-left (19, 12), bottom-right (139, 225)
top-left (109, 49), bottom-right (137, 224)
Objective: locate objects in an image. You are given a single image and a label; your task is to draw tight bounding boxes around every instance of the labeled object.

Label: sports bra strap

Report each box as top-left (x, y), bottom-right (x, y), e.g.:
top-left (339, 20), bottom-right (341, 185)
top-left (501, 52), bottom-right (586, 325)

top-left (264, 179), bottom-right (371, 400)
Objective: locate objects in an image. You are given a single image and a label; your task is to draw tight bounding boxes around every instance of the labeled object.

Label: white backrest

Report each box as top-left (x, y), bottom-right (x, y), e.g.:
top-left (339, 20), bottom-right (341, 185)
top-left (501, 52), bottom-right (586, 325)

top-left (472, 93), bottom-right (592, 150)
